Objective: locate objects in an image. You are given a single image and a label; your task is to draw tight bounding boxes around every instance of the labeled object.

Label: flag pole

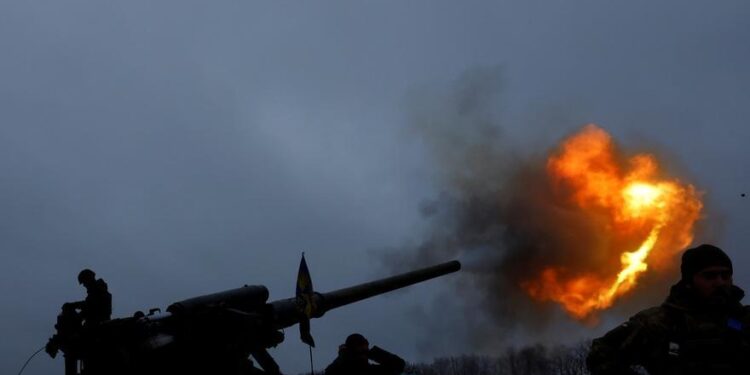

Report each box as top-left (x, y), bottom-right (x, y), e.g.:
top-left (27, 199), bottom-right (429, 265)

top-left (299, 251), bottom-right (315, 374)
top-left (308, 345), bottom-right (314, 375)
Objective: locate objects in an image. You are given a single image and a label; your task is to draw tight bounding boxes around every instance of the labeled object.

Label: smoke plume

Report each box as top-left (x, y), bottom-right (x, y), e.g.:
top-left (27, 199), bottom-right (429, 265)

top-left (387, 66), bottom-right (702, 355)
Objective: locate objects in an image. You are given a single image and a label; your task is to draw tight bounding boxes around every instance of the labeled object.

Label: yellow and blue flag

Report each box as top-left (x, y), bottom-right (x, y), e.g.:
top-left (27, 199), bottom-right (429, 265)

top-left (296, 253), bottom-right (316, 347)
top-left (296, 253), bottom-right (313, 303)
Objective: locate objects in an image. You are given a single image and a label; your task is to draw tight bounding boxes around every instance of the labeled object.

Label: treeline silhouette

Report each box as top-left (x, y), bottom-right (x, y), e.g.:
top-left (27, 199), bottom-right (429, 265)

top-left (406, 342), bottom-right (591, 375)
top-left (303, 341), bottom-right (591, 375)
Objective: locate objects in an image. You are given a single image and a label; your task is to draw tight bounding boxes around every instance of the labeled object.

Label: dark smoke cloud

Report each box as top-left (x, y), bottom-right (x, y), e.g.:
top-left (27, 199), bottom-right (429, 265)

top-left (386, 67), bottom-right (685, 355)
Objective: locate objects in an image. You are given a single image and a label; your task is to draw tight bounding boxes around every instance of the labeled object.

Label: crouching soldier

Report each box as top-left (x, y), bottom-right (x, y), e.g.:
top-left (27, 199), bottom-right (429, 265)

top-left (325, 333), bottom-right (405, 375)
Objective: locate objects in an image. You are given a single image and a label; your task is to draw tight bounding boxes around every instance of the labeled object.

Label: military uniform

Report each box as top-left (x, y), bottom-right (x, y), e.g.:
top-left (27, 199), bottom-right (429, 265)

top-left (325, 346), bottom-right (405, 375)
top-left (588, 282), bottom-right (750, 374)
top-left (81, 278), bottom-right (112, 325)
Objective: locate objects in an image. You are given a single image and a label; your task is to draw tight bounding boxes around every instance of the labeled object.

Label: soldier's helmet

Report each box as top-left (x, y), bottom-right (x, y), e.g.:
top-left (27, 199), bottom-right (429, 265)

top-left (78, 269), bottom-right (96, 285)
top-left (345, 333), bottom-right (369, 348)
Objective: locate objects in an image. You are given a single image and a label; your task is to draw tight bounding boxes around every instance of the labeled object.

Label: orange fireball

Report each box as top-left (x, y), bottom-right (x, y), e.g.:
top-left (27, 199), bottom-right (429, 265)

top-left (522, 124), bottom-right (702, 319)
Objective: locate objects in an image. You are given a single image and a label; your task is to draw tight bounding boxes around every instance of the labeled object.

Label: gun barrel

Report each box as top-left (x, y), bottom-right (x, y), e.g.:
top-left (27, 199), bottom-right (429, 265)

top-left (167, 285), bottom-right (269, 315)
top-left (319, 260), bottom-right (461, 313)
top-left (270, 260), bottom-right (460, 329)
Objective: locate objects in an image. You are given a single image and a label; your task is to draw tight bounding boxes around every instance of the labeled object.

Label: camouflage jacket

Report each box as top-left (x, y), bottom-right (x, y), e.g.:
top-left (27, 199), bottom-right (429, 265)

top-left (587, 283), bottom-right (750, 375)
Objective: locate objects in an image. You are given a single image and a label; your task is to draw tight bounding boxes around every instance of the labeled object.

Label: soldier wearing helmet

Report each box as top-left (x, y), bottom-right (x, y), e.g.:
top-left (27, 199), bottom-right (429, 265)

top-left (587, 244), bottom-right (750, 374)
top-left (325, 333), bottom-right (405, 375)
top-left (70, 269), bottom-right (112, 326)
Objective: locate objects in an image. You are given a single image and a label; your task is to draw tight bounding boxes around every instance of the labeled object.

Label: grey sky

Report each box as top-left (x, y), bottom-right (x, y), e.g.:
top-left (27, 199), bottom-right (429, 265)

top-left (2, 1), bottom-right (749, 374)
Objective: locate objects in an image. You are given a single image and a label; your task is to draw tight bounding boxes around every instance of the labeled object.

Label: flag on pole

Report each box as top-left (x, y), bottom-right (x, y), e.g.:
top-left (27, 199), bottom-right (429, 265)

top-left (296, 253), bottom-right (316, 347)
top-left (296, 253), bottom-right (313, 306)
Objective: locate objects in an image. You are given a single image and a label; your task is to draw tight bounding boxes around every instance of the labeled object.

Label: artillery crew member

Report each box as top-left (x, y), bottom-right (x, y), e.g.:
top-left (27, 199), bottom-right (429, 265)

top-left (587, 244), bottom-right (750, 374)
top-left (325, 333), bottom-right (405, 375)
top-left (71, 269), bottom-right (112, 326)
top-left (46, 269), bottom-right (112, 374)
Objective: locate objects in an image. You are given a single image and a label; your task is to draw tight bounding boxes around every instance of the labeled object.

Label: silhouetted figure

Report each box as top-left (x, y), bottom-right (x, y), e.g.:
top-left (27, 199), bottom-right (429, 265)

top-left (70, 269), bottom-right (112, 326)
top-left (46, 269), bottom-right (112, 375)
top-left (587, 244), bottom-right (750, 374)
top-left (325, 333), bottom-right (405, 375)
top-left (66, 269), bottom-right (112, 375)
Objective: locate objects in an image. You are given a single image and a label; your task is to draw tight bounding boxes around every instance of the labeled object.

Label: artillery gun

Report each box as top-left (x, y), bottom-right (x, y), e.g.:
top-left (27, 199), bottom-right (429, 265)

top-left (46, 260), bottom-right (461, 375)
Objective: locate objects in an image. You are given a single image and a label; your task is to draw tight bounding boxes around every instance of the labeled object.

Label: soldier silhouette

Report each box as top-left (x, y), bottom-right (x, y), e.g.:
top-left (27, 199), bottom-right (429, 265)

top-left (587, 244), bottom-right (750, 374)
top-left (70, 269), bottom-right (112, 326)
top-left (46, 269), bottom-right (113, 375)
top-left (324, 333), bottom-right (405, 375)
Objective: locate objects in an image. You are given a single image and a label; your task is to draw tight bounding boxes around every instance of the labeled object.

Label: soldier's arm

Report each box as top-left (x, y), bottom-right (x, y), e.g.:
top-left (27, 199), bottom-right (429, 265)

top-left (369, 346), bottom-right (406, 375)
top-left (587, 317), bottom-right (647, 375)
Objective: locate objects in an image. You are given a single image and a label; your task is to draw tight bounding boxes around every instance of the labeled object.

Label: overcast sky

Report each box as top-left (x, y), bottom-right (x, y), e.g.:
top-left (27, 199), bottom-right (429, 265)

top-left (2, 1), bottom-right (750, 374)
